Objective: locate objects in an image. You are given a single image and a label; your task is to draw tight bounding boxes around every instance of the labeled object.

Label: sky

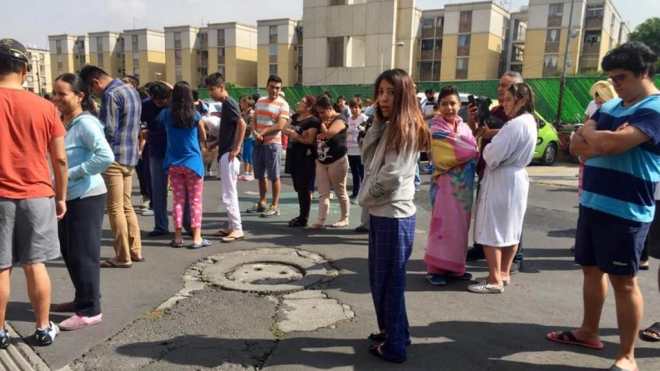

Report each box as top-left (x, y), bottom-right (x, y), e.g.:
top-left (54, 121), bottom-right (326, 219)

top-left (0, 0), bottom-right (655, 49)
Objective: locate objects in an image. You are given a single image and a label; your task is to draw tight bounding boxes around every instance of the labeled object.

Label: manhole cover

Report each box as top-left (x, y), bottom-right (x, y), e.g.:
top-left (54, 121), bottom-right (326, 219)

top-left (228, 263), bottom-right (304, 285)
top-left (202, 248), bottom-right (338, 293)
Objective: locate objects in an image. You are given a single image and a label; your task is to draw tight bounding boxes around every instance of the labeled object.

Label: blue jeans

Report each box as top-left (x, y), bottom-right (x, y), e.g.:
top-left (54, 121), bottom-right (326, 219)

top-left (149, 156), bottom-right (169, 233)
top-left (149, 156), bottom-right (191, 233)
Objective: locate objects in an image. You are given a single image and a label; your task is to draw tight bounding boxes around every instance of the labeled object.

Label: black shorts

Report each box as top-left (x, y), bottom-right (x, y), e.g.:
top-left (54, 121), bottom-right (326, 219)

top-left (646, 201), bottom-right (660, 259)
top-left (575, 206), bottom-right (650, 276)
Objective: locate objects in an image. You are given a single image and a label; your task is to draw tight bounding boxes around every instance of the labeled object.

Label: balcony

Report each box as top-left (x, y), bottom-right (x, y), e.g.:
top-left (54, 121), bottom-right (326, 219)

top-left (545, 41), bottom-right (560, 53)
top-left (579, 55), bottom-right (600, 73)
top-left (548, 15), bottom-right (562, 28)
top-left (420, 49), bottom-right (440, 61)
top-left (585, 16), bottom-right (603, 30)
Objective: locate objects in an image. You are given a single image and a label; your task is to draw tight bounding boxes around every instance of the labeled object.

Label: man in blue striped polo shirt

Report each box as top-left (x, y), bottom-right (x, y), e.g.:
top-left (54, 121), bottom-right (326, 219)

top-left (80, 65), bottom-right (143, 268)
top-left (547, 42), bottom-right (660, 371)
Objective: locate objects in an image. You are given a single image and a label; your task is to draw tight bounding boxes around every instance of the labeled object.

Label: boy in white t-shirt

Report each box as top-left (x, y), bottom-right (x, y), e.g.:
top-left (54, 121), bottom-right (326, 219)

top-left (346, 99), bottom-right (367, 199)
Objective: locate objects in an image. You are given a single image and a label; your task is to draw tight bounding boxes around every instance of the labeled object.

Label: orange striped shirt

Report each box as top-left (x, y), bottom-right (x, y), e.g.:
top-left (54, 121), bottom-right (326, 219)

top-left (254, 96), bottom-right (290, 145)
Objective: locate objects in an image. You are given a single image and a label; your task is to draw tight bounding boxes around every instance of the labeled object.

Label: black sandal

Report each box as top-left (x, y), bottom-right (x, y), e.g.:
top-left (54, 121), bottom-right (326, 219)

top-left (289, 217), bottom-right (307, 228)
top-left (368, 344), bottom-right (406, 363)
top-left (640, 322), bottom-right (660, 342)
top-left (368, 332), bottom-right (386, 342)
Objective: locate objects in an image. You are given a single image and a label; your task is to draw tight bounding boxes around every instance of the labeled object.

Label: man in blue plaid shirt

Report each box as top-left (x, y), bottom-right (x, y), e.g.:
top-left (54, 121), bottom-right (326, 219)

top-left (80, 65), bottom-right (143, 268)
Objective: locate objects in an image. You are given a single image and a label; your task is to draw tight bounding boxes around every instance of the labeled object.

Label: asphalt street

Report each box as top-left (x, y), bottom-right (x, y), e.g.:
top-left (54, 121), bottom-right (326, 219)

top-left (6, 165), bottom-right (660, 370)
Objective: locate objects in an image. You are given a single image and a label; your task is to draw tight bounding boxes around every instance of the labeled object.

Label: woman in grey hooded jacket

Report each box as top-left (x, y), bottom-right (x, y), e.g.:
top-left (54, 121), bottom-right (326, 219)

top-left (359, 69), bottom-right (430, 363)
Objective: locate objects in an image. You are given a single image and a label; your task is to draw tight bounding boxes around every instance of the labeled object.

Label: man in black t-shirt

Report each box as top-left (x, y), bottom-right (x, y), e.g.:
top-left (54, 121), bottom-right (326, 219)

top-left (205, 73), bottom-right (246, 242)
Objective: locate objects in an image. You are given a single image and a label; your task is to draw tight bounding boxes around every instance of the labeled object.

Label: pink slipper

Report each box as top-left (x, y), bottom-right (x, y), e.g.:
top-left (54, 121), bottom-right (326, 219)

top-left (59, 313), bottom-right (103, 331)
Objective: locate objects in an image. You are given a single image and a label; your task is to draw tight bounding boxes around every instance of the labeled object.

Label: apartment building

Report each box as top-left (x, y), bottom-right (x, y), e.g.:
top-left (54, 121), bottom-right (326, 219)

top-left (164, 25), bottom-right (201, 86)
top-left (257, 18), bottom-right (302, 87)
top-left (416, 8), bottom-right (443, 82)
top-left (48, 34), bottom-right (89, 78)
top-left (522, 0), bottom-right (628, 78)
top-left (206, 22), bottom-right (258, 87)
top-left (302, 0), bottom-right (420, 85)
top-left (503, 8), bottom-right (528, 73)
top-left (23, 48), bottom-right (51, 95)
top-left (440, 2), bottom-right (509, 81)
top-left (123, 29), bottom-right (166, 82)
top-left (88, 31), bottom-right (125, 77)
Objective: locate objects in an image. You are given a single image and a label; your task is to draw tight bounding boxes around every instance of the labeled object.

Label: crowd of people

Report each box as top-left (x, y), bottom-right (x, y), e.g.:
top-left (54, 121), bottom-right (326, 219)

top-left (1, 36), bottom-right (660, 371)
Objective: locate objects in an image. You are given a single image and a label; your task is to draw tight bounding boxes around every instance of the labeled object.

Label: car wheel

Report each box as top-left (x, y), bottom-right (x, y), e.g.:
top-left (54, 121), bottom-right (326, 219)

top-left (543, 142), bottom-right (558, 165)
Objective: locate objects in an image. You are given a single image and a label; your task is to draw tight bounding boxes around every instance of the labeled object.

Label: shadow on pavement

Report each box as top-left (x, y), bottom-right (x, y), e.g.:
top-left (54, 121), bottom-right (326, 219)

top-left (113, 321), bottom-right (660, 370)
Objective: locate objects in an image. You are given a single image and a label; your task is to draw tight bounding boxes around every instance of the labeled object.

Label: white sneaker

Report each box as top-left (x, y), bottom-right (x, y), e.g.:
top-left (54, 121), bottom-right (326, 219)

top-left (467, 281), bottom-right (504, 294)
top-left (142, 209), bottom-right (154, 216)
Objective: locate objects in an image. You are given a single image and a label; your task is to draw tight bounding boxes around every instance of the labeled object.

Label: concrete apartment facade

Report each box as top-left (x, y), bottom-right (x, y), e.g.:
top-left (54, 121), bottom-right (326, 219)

top-left (439, 1), bottom-right (509, 81)
top-left (48, 34), bottom-right (90, 79)
top-left (164, 25), bottom-right (201, 86)
top-left (301, 0), bottom-right (420, 85)
top-left (206, 22), bottom-right (258, 87)
top-left (88, 31), bottom-right (125, 77)
top-left (24, 48), bottom-right (51, 95)
top-left (522, 0), bottom-right (629, 78)
top-left (123, 29), bottom-right (166, 83)
top-left (257, 18), bottom-right (302, 87)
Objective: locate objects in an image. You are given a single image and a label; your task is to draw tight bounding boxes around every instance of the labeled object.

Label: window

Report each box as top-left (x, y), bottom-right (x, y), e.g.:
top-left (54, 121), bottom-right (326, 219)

top-left (132, 57), bottom-right (139, 75)
top-left (269, 64), bottom-right (277, 75)
top-left (545, 29), bottom-right (560, 52)
top-left (549, 3), bottom-right (563, 17)
top-left (543, 55), bottom-right (559, 76)
top-left (217, 29), bottom-right (225, 47)
top-left (455, 57), bottom-right (468, 79)
top-left (55, 40), bottom-right (62, 55)
top-left (459, 11), bottom-right (472, 33)
top-left (199, 32), bottom-right (208, 50)
top-left (269, 44), bottom-right (278, 63)
top-left (327, 37), bottom-right (344, 67)
top-left (420, 39), bottom-right (441, 60)
top-left (97, 53), bottom-right (103, 66)
top-left (329, 0), bottom-right (346, 5)
top-left (269, 25), bottom-right (278, 44)
top-left (583, 31), bottom-right (601, 51)
top-left (512, 45), bottom-right (524, 63)
top-left (418, 61), bottom-right (439, 81)
top-left (217, 65), bottom-right (225, 76)
top-left (175, 67), bottom-right (182, 82)
top-left (421, 17), bottom-right (435, 38)
top-left (174, 50), bottom-right (182, 66)
top-left (217, 47), bottom-right (225, 64)
top-left (548, 3), bottom-right (563, 27)
top-left (132, 35), bottom-right (139, 52)
top-left (174, 32), bottom-right (182, 50)
top-left (585, 5), bottom-right (604, 18)
top-left (457, 34), bottom-right (470, 56)
top-left (57, 61), bottom-right (63, 70)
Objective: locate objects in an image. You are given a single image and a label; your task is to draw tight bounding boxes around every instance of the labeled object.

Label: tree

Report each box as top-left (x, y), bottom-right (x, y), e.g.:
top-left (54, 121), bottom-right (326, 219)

top-left (628, 17), bottom-right (660, 68)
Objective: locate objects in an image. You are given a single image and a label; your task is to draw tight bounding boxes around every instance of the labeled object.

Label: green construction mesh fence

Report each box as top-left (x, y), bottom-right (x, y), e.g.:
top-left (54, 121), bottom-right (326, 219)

top-left (198, 76), bottom-right (660, 124)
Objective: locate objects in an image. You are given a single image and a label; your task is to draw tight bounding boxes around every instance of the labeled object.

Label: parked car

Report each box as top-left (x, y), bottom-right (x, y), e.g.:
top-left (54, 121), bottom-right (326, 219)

top-left (532, 112), bottom-right (560, 165)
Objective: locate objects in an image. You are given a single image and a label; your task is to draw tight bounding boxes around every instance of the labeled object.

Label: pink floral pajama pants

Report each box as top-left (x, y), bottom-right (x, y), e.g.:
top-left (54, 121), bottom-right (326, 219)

top-left (169, 166), bottom-right (204, 229)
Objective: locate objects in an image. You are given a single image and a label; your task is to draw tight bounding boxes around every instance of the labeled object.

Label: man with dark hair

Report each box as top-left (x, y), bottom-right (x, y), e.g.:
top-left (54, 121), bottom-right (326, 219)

top-left (466, 70), bottom-right (526, 271)
top-left (143, 81), bottom-right (173, 236)
top-left (80, 64), bottom-right (143, 267)
top-left (0, 38), bottom-right (68, 346)
top-left (336, 95), bottom-right (350, 120)
top-left (205, 72), bottom-right (246, 242)
top-left (547, 41), bottom-right (660, 371)
top-left (248, 74), bottom-right (290, 217)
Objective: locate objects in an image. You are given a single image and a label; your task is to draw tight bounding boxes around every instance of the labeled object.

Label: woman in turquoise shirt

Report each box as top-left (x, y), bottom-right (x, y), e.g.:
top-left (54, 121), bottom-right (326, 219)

top-left (51, 73), bottom-right (113, 331)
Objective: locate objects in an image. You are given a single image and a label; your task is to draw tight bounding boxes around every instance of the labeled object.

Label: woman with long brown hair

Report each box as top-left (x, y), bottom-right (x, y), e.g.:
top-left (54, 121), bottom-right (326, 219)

top-left (359, 69), bottom-right (430, 363)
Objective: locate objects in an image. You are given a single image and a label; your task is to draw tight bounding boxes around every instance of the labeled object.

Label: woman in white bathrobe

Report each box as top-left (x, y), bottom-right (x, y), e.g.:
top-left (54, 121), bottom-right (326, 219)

top-left (468, 83), bottom-right (538, 294)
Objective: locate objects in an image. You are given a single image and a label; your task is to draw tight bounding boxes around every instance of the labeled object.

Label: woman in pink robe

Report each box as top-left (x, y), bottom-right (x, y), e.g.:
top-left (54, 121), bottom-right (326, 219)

top-left (424, 86), bottom-right (479, 286)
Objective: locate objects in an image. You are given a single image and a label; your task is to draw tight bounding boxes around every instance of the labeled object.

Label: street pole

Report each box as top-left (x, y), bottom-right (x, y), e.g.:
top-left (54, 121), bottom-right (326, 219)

top-left (556, 0), bottom-right (576, 126)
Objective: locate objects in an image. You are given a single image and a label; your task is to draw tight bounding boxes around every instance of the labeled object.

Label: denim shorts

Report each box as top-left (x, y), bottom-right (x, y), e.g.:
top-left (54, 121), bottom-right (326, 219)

top-left (575, 206), bottom-right (650, 275)
top-left (253, 143), bottom-right (282, 181)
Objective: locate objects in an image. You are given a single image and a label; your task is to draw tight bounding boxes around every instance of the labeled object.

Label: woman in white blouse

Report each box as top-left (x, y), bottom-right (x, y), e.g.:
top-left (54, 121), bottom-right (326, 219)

top-left (468, 83), bottom-right (538, 294)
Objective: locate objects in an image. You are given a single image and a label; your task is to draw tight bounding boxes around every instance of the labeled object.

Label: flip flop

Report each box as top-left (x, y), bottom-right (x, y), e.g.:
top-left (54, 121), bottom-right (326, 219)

top-left (188, 239), bottom-right (211, 249)
top-left (221, 234), bottom-right (245, 243)
top-left (546, 330), bottom-right (604, 350)
top-left (169, 239), bottom-right (184, 248)
top-left (639, 322), bottom-right (660, 342)
top-left (215, 229), bottom-right (230, 237)
top-left (100, 259), bottom-right (132, 268)
top-left (448, 272), bottom-right (473, 281)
